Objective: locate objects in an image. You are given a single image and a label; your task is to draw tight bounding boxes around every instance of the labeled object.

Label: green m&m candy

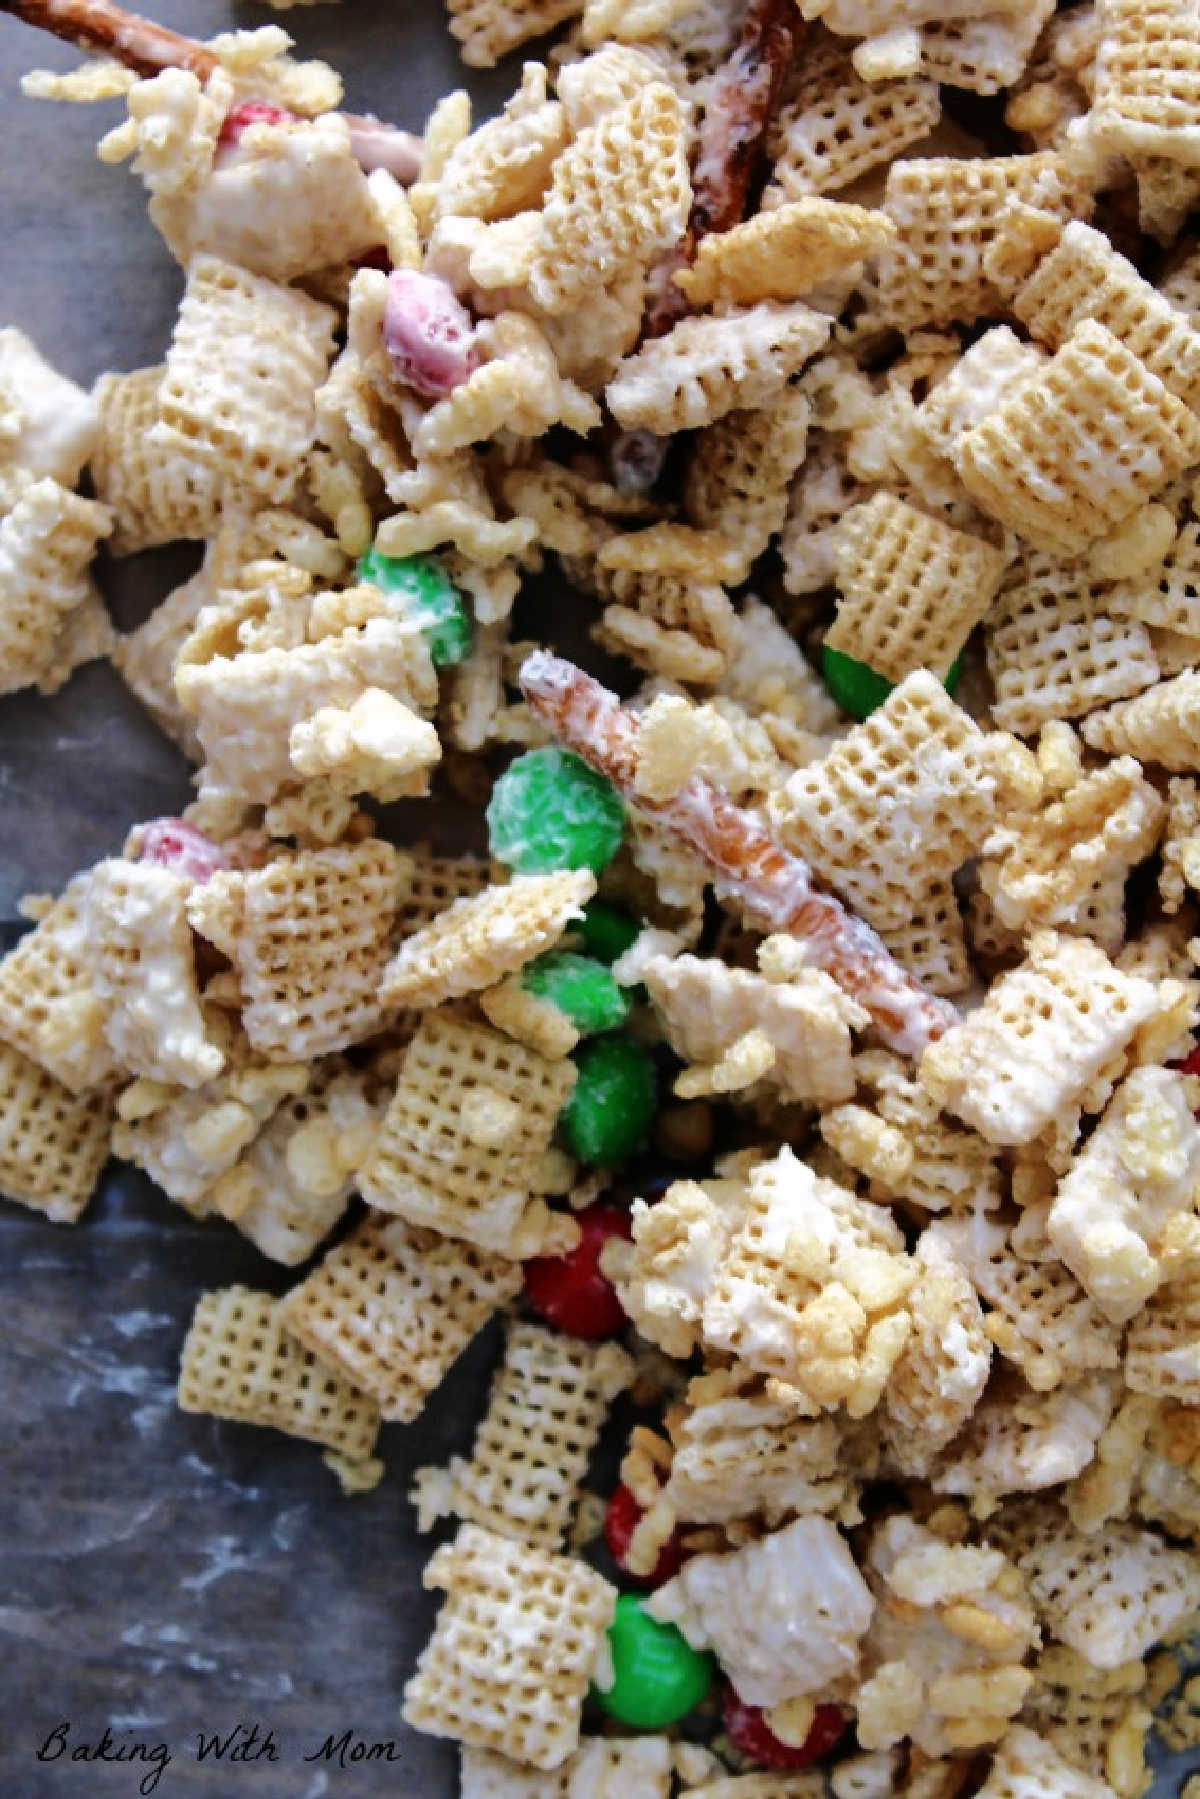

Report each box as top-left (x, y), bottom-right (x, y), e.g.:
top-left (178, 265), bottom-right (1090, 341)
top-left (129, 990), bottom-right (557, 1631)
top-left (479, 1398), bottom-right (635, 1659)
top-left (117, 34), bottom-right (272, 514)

top-left (821, 644), bottom-right (965, 722)
top-left (592, 1595), bottom-right (715, 1730)
top-left (357, 548), bottom-right (472, 667)
top-left (522, 952), bottom-right (631, 1036)
top-left (560, 1033), bottom-right (657, 1165)
top-left (487, 747), bottom-right (625, 875)
top-left (574, 900), bottom-right (640, 967)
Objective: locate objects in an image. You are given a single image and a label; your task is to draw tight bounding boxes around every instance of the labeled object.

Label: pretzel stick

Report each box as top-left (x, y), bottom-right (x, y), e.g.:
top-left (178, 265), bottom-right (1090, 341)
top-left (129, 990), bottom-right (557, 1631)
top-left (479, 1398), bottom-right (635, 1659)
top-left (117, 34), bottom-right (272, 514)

top-left (0, 0), bottom-right (423, 181)
top-left (519, 651), bottom-right (959, 1058)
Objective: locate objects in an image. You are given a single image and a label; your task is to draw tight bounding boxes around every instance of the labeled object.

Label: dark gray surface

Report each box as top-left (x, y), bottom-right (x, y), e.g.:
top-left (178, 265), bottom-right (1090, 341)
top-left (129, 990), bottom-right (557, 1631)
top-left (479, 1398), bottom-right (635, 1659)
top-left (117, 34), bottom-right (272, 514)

top-left (0, 7), bottom-right (515, 1795)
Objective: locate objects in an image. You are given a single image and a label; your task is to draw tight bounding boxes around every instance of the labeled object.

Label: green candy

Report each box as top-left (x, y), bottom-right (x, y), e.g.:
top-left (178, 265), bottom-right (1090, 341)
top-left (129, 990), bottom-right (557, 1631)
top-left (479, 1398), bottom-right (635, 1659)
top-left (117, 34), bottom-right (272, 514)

top-left (560, 1034), bottom-right (657, 1166)
top-left (487, 747), bottom-right (625, 875)
top-left (522, 952), bottom-right (631, 1035)
top-left (821, 643), bottom-right (965, 722)
top-left (574, 900), bottom-right (640, 967)
top-left (357, 548), bottom-right (472, 667)
top-left (592, 1595), bottom-right (715, 1730)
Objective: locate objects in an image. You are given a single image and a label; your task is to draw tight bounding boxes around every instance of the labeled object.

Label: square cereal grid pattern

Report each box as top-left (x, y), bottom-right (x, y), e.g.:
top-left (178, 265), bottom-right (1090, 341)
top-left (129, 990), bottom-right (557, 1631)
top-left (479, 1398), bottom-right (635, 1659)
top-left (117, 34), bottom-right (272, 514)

top-left (684, 389), bottom-right (811, 577)
top-left (279, 1213), bottom-right (522, 1422)
top-left (1126, 1266), bottom-right (1200, 1399)
top-left (416, 1321), bottom-right (633, 1548)
top-left (0, 878), bottom-right (117, 1094)
top-left (236, 840), bottom-right (401, 1060)
top-left (919, 0), bottom-right (1056, 96)
top-left (0, 1039), bottom-right (113, 1224)
top-left (155, 257), bottom-right (337, 507)
top-left (956, 321), bottom-right (1200, 555)
top-left (769, 672), bottom-right (994, 932)
top-left (177, 1284), bottom-right (380, 1460)
top-left (827, 491), bottom-right (1009, 683)
top-left (986, 552), bottom-right (1161, 736)
top-left (360, 1010), bottom-right (576, 1253)
top-left (766, 33), bottom-right (940, 201)
top-left (1118, 517), bottom-right (1200, 633)
top-left (1094, 0), bottom-right (1200, 163)
top-left (878, 878), bottom-right (972, 998)
top-left (90, 367), bottom-right (222, 554)
top-left (395, 851), bottom-right (491, 936)
top-left (0, 479), bottom-right (112, 693)
top-left (446, 0), bottom-right (583, 67)
top-left (402, 1523), bottom-right (616, 1770)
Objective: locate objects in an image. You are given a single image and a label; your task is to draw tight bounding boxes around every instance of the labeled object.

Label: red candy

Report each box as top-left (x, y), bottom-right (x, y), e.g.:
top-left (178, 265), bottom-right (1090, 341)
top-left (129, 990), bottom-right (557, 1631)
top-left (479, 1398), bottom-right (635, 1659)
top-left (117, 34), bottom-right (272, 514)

top-left (382, 269), bottom-right (480, 400)
top-left (217, 100), bottom-right (295, 150)
top-left (136, 818), bottom-right (229, 885)
top-left (523, 1203), bottom-right (632, 1340)
top-left (1173, 1042), bottom-right (1200, 1079)
top-left (603, 1482), bottom-right (688, 1588)
top-left (722, 1688), bottom-right (847, 1770)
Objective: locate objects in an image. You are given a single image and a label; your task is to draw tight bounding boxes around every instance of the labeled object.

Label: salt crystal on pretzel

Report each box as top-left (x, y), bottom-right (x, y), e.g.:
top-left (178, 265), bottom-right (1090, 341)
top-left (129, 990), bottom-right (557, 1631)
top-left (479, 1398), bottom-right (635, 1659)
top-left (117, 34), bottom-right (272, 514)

top-left (413, 1320), bottom-right (633, 1549)
top-left (153, 256), bottom-right (337, 509)
top-left (1090, 0), bottom-right (1200, 166)
top-left (0, 873), bottom-right (118, 1094)
top-left (177, 1284), bottom-right (381, 1461)
top-left (280, 1211), bottom-right (521, 1423)
top-left (986, 551), bottom-right (1160, 738)
top-left (88, 366), bottom-right (222, 554)
top-left (360, 1008), bottom-right (577, 1257)
top-left (957, 322), bottom-right (1200, 557)
top-left (0, 1039), bottom-right (114, 1225)
top-left (380, 870), bottom-right (595, 1010)
top-left (826, 495), bottom-right (1010, 687)
top-left (675, 200), bottom-right (896, 308)
top-left (187, 839), bottom-right (403, 1060)
top-left (765, 33), bottom-right (940, 205)
top-left (0, 477), bottom-right (113, 696)
top-left (606, 303), bottom-right (830, 435)
top-left (0, 328), bottom-right (98, 487)
top-left (530, 82), bottom-right (691, 315)
top-left (403, 1523), bottom-right (616, 1768)
top-left (877, 152), bottom-right (1091, 331)
top-left (647, 1514), bottom-right (875, 1708)
top-left (83, 859), bottom-right (222, 1089)
top-left (1082, 668), bottom-right (1200, 770)
top-left (520, 652), bottom-right (958, 1056)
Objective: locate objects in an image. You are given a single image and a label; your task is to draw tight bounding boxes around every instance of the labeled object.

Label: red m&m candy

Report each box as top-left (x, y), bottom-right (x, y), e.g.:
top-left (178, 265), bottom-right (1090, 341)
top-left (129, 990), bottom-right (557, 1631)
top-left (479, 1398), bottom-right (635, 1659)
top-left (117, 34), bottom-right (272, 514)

top-left (722, 1685), bottom-right (847, 1770)
top-left (523, 1203), bottom-right (631, 1340)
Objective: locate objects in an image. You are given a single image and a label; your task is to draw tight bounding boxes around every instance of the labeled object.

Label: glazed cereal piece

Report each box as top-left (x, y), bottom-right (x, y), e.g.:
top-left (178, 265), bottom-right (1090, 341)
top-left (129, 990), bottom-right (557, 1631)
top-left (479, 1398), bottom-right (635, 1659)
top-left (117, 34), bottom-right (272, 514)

top-left (779, 434), bottom-right (876, 600)
top-left (882, 1231), bottom-right (992, 1477)
top-left (111, 569), bottom-right (207, 759)
top-left (530, 83), bottom-right (691, 315)
top-left (675, 200), bottom-right (897, 308)
top-left (877, 153), bottom-right (1090, 331)
top-left (913, 327), bottom-right (1047, 471)
top-left (647, 1515), bottom-right (874, 1708)
top-left (979, 758), bottom-right (1164, 934)
top-left (359, 1009), bottom-right (577, 1257)
top-left (1006, 1506), bottom-right (1200, 1669)
top-left (206, 1060), bottom-right (380, 1265)
top-left (381, 870), bottom-right (595, 1010)
top-left (825, 495), bottom-right (1010, 687)
top-left (641, 952), bottom-right (868, 1106)
top-left (701, 1146), bottom-right (914, 1414)
top-left (919, 932), bottom-right (1159, 1147)
top-left (1126, 1259), bottom-right (1200, 1402)
top-left (933, 1372), bottom-right (1120, 1510)
top-left (956, 322), bottom-right (1200, 557)
top-left (88, 367), bottom-right (222, 554)
top-left (932, 1215), bottom-right (1122, 1394)
top-left (877, 882), bottom-right (972, 1000)
top-left (436, 74), bottom-right (567, 221)
top-left (919, 0), bottom-right (1056, 94)
top-left (412, 313), bottom-right (599, 459)
top-left (177, 1285), bottom-right (381, 1460)
top-left (176, 624), bottom-right (437, 808)
top-left (606, 303), bottom-right (831, 436)
top-left (187, 839), bottom-right (402, 1060)
top-left (0, 875), bottom-right (117, 1094)
top-left (83, 859), bottom-right (221, 1089)
top-left (768, 673), bottom-right (998, 934)
top-left (112, 1049), bottom-right (310, 1216)
top-left (459, 1736), bottom-right (679, 1799)
top-left (1116, 517), bottom-right (1200, 636)
top-left (1047, 1067), bottom-right (1200, 1326)
top-left (1091, 0), bottom-right (1200, 165)
top-left (446, 0), bottom-right (583, 66)
top-left (403, 1523), bottom-right (616, 1768)
top-left (719, 595), bottom-right (843, 739)
top-left (1082, 668), bottom-right (1200, 769)
top-left (0, 327), bottom-right (98, 486)
top-left (663, 1366), bottom-right (849, 1526)
top-left (766, 34), bottom-right (940, 204)
top-left (586, 562), bottom-right (740, 685)
top-left (683, 387), bottom-right (811, 580)
top-left (280, 1212), bottom-right (521, 1422)
top-left (602, 1174), bottom-right (752, 1360)
top-left (858, 1515), bottom-right (1038, 1757)
top-left (1005, 218), bottom-right (1200, 410)
top-left (412, 1321), bottom-right (634, 1549)
top-left (973, 1725), bottom-right (1119, 1799)
top-left (0, 1039), bottom-right (114, 1225)
top-left (152, 256), bottom-right (337, 508)
top-left (837, 1051), bottom-right (1007, 1216)
top-left (395, 849), bottom-right (490, 935)
top-left (986, 552), bottom-right (1160, 737)
top-left (0, 477), bottom-right (113, 695)
top-left (289, 687), bottom-right (441, 802)
top-left (1022, 1647), bottom-right (1151, 1788)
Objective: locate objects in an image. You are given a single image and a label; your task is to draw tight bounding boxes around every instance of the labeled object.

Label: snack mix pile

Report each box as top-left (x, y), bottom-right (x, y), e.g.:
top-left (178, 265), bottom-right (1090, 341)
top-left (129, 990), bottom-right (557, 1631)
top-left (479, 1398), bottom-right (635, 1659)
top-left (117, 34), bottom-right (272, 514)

top-left (14, 0), bottom-right (1200, 1791)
